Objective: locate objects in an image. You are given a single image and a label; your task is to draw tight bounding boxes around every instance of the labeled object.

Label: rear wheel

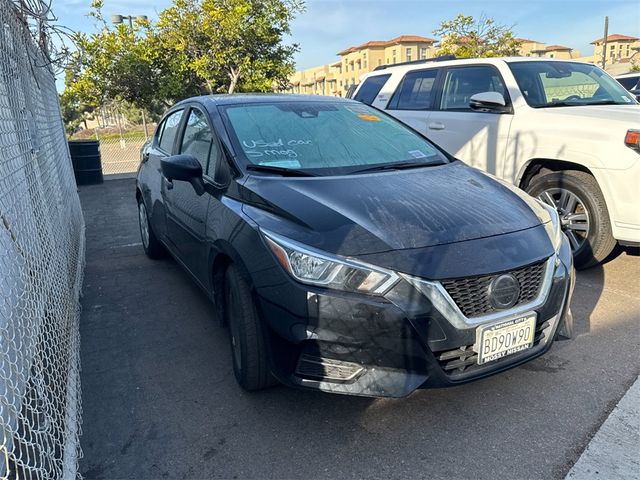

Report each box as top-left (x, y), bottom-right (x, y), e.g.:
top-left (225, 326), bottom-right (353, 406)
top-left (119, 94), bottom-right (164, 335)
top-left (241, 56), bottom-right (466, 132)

top-left (137, 198), bottom-right (166, 259)
top-left (526, 170), bottom-right (616, 269)
top-left (224, 265), bottom-right (277, 391)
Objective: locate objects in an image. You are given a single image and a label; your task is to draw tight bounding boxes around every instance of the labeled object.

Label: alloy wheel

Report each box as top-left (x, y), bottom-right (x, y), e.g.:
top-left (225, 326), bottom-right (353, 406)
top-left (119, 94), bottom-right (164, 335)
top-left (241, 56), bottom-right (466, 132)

top-left (537, 187), bottom-right (590, 252)
top-left (138, 202), bottom-right (150, 249)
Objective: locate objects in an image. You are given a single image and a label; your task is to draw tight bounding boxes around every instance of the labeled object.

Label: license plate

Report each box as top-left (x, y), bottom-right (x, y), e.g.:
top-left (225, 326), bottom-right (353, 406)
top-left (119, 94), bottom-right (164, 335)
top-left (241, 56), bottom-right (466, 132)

top-left (474, 314), bottom-right (536, 365)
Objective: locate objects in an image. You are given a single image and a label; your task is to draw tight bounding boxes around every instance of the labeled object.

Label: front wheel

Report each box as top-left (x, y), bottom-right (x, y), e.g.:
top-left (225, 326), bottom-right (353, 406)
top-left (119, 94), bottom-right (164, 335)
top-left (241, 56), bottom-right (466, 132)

top-left (526, 170), bottom-right (616, 269)
top-left (137, 198), bottom-right (166, 259)
top-left (224, 265), bottom-right (277, 391)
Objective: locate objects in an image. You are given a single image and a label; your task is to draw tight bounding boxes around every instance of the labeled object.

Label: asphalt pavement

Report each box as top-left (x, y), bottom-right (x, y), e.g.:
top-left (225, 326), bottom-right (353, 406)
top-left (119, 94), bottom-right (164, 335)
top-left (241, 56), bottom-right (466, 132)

top-left (78, 178), bottom-right (640, 480)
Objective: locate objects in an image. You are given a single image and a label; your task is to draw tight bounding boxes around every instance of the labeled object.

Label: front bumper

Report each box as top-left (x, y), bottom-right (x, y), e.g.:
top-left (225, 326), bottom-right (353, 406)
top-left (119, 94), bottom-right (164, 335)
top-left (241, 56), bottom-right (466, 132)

top-left (255, 237), bottom-right (574, 398)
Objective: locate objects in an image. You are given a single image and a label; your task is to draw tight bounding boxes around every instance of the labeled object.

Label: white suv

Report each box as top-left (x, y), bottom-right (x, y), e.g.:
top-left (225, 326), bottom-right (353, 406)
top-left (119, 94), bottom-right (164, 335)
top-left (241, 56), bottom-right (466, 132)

top-left (353, 57), bottom-right (640, 268)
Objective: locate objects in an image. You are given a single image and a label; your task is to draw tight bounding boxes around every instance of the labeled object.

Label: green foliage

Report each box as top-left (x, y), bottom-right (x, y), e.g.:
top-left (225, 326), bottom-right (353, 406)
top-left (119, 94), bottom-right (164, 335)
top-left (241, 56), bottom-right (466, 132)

top-left (62, 0), bottom-right (304, 129)
top-left (156, 0), bottom-right (304, 94)
top-left (434, 14), bottom-right (521, 58)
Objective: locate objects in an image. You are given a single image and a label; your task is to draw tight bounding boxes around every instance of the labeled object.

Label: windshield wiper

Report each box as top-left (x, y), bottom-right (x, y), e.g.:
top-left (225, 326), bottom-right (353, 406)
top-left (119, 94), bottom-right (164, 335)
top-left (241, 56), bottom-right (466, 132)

top-left (350, 160), bottom-right (441, 174)
top-left (246, 164), bottom-right (318, 177)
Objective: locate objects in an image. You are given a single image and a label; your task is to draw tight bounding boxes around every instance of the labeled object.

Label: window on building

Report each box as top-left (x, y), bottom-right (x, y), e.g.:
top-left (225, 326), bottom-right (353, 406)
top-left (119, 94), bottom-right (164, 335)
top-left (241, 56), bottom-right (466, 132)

top-left (440, 66), bottom-right (508, 111)
top-left (378, 59), bottom-right (382, 66)
top-left (420, 47), bottom-right (428, 59)
top-left (388, 68), bottom-right (439, 110)
top-left (406, 47), bottom-right (412, 62)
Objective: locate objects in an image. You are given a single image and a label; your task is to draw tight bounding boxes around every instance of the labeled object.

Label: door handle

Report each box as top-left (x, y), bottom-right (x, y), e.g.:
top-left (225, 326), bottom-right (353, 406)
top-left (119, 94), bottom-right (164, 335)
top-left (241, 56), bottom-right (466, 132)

top-left (428, 122), bottom-right (445, 131)
top-left (163, 176), bottom-right (174, 190)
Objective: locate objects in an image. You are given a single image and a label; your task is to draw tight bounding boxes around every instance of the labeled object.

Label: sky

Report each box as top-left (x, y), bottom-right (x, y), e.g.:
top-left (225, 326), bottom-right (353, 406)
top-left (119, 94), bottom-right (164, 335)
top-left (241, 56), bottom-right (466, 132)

top-left (53, 0), bottom-right (640, 82)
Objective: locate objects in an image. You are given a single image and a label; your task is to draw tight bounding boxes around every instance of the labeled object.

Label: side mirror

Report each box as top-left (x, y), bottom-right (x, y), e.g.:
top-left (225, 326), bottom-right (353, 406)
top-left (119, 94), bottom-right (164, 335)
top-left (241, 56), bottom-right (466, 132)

top-left (469, 92), bottom-right (510, 113)
top-left (161, 154), bottom-right (205, 195)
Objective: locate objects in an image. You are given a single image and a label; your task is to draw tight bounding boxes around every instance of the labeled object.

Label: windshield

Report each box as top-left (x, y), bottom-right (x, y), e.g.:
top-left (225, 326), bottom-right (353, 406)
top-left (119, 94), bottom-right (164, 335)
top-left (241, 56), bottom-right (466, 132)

top-left (220, 101), bottom-right (448, 175)
top-left (508, 61), bottom-right (636, 108)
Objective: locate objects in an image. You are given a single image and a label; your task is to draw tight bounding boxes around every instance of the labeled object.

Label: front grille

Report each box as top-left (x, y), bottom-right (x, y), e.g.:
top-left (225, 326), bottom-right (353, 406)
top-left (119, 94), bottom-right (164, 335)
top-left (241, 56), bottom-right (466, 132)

top-left (441, 260), bottom-right (547, 318)
top-left (435, 317), bottom-right (550, 375)
top-left (295, 354), bottom-right (364, 383)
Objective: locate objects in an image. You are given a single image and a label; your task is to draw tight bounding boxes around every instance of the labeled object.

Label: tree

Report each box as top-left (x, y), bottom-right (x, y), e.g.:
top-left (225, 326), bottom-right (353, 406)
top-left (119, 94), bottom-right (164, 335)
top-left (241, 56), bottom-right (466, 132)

top-left (62, 0), bottom-right (303, 130)
top-left (156, 0), bottom-right (304, 94)
top-left (434, 14), bottom-right (521, 58)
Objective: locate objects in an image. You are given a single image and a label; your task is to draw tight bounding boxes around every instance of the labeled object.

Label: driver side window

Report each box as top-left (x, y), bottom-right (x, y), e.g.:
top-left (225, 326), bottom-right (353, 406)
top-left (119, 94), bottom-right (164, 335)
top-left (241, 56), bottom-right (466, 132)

top-left (180, 109), bottom-right (213, 171)
top-left (440, 66), bottom-right (508, 111)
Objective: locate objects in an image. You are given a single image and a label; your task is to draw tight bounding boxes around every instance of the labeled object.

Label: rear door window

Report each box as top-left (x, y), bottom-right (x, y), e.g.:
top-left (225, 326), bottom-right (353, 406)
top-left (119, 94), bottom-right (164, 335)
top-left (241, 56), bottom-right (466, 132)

top-left (354, 74), bottom-right (390, 105)
top-left (439, 66), bottom-right (508, 111)
top-left (388, 69), bottom-right (439, 110)
top-left (158, 109), bottom-right (184, 154)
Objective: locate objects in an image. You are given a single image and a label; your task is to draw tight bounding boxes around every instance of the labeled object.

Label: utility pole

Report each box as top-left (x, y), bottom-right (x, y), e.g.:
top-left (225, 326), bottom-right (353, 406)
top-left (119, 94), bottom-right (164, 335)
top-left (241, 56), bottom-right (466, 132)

top-left (602, 16), bottom-right (609, 70)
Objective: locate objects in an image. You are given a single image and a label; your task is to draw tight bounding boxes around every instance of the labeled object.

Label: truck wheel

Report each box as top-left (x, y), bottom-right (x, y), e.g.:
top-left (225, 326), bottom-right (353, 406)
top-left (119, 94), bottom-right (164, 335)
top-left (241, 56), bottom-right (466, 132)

top-left (526, 170), bottom-right (616, 269)
top-left (224, 265), bottom-right (277, 391)
top-left (138, 198), bottom-right (166, 259)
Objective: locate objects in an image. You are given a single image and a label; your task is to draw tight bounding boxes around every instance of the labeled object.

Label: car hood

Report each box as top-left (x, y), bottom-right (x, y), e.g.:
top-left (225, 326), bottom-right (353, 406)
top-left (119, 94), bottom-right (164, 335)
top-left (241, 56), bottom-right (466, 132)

top-left (240, 161), bottom-right (548, 257)
top-left (540, 104), bottom-right (639, 123)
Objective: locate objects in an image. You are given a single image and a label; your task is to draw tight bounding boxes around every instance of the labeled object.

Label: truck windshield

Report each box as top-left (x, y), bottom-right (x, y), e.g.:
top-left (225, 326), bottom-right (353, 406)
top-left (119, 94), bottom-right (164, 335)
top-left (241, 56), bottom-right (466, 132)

top-left (508, 61), bottom-right (637, 108)
top-left (220, 101), bottom-right (448, 175)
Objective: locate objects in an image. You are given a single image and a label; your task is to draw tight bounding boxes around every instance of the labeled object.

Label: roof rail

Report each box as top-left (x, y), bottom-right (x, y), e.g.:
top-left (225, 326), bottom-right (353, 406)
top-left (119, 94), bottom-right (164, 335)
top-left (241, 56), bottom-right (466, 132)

top-left (373, 54), bottom-right (456, 71)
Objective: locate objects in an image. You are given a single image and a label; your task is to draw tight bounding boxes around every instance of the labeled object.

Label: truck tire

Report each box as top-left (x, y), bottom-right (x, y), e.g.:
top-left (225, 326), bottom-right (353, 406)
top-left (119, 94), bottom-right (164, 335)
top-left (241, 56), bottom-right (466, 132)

top-left (224, 264), bottom-right (277, 391)
top-left (526, 170), bottom-right (616, 269)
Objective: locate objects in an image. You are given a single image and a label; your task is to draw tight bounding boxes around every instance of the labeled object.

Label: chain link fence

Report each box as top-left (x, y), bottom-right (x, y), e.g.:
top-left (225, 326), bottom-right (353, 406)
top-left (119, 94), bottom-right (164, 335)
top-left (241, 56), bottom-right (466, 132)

top-left (95, 132), bottom-right (148, 176)
top-left (71, 120), bottom-right (154, 176)
top-left (0, 0), bottom-right (84, 478)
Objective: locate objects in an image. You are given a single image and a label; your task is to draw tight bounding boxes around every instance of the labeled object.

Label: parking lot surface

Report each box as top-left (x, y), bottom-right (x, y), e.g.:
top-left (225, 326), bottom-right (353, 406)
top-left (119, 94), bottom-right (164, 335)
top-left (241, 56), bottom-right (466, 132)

top-left (78, 178), bottom-right (640, 480)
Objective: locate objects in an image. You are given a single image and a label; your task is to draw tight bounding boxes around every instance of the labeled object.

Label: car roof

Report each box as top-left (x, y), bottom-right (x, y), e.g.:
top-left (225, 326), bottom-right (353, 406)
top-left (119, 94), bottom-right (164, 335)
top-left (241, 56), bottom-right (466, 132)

top-left (615, 72), bottom-right (640, 78)
top-left (175, 93), bottom-right (358, 109)
top-left (364, 56), bottom-right (597, 77)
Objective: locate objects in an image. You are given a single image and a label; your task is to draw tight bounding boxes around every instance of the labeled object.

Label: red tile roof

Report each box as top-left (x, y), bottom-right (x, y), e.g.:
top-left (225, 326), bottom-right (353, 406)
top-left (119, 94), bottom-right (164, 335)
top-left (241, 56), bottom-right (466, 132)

top-left (337, 35), bottom-right (437, 55)
top-left (516, 37), bottom-right (542, 44)
top-left (545, 44), bottom-right (572, 51)
top-left (591, 34), bottom-right (639, 44)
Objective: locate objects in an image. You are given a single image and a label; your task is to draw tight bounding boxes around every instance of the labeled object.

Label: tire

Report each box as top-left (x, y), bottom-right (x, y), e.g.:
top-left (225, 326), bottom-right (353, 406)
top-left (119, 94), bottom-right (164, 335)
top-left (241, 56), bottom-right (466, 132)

top-left (526, 170), bottom-right (616, 269)
top-left (137, 198), bottom-right (166, 259)
top-left (224, 265), bottom-right (277, 391)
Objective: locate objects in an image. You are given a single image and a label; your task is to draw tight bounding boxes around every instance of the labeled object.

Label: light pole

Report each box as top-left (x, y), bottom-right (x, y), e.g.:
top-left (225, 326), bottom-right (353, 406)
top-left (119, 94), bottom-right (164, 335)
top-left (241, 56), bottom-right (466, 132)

top-left (111, 13), bottom-right (151, 139)
top-left (111, 14), bottom-right (148, 30)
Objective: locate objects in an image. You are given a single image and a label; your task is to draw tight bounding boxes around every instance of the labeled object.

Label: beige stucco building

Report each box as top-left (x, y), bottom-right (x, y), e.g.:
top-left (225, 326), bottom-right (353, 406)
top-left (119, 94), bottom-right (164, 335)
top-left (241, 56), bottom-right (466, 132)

top-left (289, 35), bottom-right (438, 97)
top-left (589, 34), bottom-right (640, 73)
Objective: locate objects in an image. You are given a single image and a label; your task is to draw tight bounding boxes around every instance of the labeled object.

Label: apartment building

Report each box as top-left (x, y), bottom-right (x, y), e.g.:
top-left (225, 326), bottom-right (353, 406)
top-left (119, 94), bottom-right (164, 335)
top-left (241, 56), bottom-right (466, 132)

top-left (592, 34), bottom-right (640, 71)
top-left (289, 35), bottom-right (438, 97)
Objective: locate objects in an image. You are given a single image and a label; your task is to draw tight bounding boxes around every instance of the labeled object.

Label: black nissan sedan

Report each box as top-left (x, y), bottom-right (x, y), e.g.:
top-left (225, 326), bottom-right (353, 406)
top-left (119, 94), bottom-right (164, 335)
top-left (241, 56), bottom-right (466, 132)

top-left (136, 94), bottom-right (575, 398)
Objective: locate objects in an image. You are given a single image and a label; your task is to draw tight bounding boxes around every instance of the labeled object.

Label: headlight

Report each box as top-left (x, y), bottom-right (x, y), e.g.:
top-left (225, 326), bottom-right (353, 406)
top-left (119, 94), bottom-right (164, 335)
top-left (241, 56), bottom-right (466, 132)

top-left (536, 199), bottom-right (563, 252)
top-left (262, 230), bottom-right (399, 295)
